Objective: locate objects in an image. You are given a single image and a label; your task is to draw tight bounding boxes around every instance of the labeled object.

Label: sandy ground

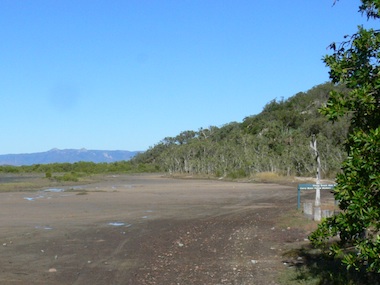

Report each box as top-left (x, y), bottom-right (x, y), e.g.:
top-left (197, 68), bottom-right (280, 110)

top-left (0, 174), bottom-right (326, 285)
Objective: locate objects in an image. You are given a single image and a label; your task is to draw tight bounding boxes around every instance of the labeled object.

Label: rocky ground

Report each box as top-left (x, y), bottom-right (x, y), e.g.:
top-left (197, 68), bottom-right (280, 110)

top-left (0, 174), bottom-right (330, 284)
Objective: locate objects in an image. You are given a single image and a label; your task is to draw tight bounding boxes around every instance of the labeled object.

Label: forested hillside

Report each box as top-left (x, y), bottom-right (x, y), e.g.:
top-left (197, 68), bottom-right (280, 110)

top-left (134, 83), bottom-right (350, 179)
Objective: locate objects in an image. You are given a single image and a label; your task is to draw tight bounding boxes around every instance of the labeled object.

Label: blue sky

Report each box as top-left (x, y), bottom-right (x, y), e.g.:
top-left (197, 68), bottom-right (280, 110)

top-left (0, 0), bottom-right (374, 154)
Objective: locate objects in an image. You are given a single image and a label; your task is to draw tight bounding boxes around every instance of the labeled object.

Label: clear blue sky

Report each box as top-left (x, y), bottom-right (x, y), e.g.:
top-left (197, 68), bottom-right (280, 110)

top-left (0, 0), bottom-right (374, 154)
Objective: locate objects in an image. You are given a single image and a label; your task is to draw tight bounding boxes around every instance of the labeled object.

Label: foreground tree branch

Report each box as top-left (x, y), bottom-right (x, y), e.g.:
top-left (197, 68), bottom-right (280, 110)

top-left (309, 0), bottom-right (380, 274)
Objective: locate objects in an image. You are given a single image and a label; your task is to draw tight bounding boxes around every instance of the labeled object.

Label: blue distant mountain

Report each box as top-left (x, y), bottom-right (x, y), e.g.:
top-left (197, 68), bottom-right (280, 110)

top-left (0, 148), bottom-right (142, 166)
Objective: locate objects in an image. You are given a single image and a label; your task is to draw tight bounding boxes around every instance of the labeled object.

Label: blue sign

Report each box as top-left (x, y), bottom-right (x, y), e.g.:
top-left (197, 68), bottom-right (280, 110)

top-left (298, 183), bottom-right (336, 190)
top-left (297, 183), bottom-right (336, 209)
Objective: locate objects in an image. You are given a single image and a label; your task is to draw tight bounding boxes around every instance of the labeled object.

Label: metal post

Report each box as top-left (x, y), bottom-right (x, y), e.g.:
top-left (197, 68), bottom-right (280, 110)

top-left (297, 185), bottom-right (301, 209)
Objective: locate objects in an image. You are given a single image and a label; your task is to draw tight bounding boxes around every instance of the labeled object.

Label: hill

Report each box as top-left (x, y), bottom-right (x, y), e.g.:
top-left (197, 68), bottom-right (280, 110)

top-left (0, 148), bottom-right (140, 166)
top-left (133, 83), bottom-right (350, 179)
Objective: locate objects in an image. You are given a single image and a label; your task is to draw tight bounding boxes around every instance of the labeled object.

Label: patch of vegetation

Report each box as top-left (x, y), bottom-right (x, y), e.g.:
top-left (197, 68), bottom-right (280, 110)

top-left (133, 83), bottom-right (349, 179)
top-left (0, 174), bottom-right (50, 192)
top-left (252, 171), bottom-right (289, 183)
top-left (53, 172), bottom-right (80, 182)
top-left (275, 209), bottom-right (318, 232)
top-left (226, 169), bottom-right (247, 179)
top-left (0, 161), bottom-right (161, 185)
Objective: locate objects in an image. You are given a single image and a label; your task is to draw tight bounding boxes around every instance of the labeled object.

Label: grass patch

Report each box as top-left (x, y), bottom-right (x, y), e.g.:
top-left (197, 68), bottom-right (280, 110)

top-left (275, 209), bottom-right (318, 232)
top-left (52, 172), bottom-right (82, 182)
top-left (0, 182), bottom-right (42, 192)
top-left (0, 174), bottom-right (49, 192)
top-left (0, 173), bottom-right (102, 193)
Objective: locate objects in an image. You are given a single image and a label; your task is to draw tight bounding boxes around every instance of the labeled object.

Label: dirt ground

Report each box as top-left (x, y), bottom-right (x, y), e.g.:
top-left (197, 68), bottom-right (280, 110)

top-left (0, 174), bottom-right (331, 285)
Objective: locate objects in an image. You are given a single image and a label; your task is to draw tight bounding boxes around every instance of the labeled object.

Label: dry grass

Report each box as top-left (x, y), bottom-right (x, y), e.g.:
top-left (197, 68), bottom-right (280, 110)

top-left (0, 174), bottom-right (48, 192)
top-left (252, 172), bottom-right (295, 183)
top-left (275, 208), bottom-right (319, 233)
top-left (0, 173), bottom-right (101, 192)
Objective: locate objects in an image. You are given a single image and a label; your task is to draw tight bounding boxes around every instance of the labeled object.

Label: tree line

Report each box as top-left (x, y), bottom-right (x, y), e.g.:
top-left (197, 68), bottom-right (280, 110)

top-left (0, 160), bottom-right (158, 176)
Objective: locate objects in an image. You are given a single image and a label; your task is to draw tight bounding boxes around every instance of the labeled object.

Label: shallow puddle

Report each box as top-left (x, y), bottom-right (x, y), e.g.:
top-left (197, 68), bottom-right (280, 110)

top-left (24, 194), bottom-right (44, 201)
top-left (23, 188), bottom-right (68, 201)
top-left (108, 222), bottom-right (132, 227)
top-left (44, 188), bottom-right (64, 192)
top-left (24, 197), bottom-right (35, 201)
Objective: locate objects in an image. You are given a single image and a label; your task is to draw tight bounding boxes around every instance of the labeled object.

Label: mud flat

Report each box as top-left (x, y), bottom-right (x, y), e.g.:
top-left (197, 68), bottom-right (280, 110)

top-left (0, 174), bottom-right (316, 285)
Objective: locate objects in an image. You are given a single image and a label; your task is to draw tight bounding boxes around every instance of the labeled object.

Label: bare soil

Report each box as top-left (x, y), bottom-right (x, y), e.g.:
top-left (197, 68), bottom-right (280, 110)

top-left (0, 174), bottom-right (331, 284)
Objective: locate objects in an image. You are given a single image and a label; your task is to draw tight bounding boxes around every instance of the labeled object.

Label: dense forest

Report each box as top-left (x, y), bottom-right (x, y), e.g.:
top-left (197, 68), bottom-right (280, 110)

top-left (134, 83), bottom-right (350, 179)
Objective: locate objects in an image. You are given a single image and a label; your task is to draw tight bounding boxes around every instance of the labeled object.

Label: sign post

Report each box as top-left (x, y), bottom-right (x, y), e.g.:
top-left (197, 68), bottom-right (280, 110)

top-left (310, 135), bottom-right (322, 220)
top-left (297, 184), bottom-right (335, 209)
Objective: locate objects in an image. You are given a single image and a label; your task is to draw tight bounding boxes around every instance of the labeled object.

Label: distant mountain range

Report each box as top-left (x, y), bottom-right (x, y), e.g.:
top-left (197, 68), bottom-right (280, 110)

top-left (0, 148), bottom-right (142, 166)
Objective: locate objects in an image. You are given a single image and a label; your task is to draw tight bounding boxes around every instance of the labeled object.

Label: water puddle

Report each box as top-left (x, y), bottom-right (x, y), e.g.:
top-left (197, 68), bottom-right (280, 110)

top-left (24, 197), bottom-right (35, 201)
top-left (44, 188), bottom-right (64, 193)
top-left (23, 188), bottom-right (67, 202)
top-left (24, 195), bottom-right (44, 201)
top-left (108, 222), bottom-right (132, 227)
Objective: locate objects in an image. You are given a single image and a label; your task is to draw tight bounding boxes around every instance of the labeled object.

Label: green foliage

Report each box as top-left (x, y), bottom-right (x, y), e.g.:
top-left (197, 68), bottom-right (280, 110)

top-left (134, 82), bottom-right (349, 178)
top-left (227, 169), bottom-right (248, 179)
top-left (54, 172), bottom-right (80, 182)
top-left (0, 160), bottom-right (160, 177)
top-left (310, 0), bottom-right (380, 274)
top-left (0, 165), bottom-right (20, 173)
